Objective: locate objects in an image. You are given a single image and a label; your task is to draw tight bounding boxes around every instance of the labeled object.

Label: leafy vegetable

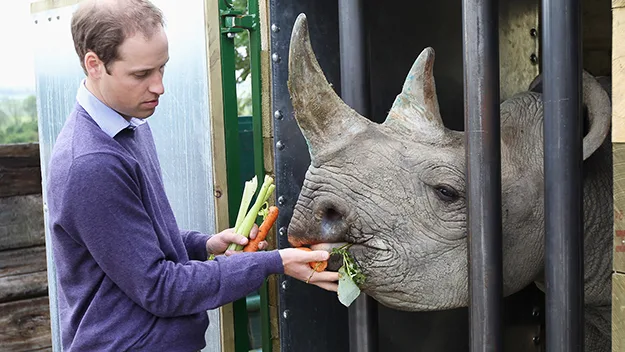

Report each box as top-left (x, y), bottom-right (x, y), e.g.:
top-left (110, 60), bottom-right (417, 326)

top-left (331, 244), bottom-right (366, 306)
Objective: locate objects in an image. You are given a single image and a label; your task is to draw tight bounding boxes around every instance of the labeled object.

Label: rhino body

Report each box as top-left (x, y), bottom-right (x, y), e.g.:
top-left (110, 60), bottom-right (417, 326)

top-left (286, 14), bottom-right (613, 351)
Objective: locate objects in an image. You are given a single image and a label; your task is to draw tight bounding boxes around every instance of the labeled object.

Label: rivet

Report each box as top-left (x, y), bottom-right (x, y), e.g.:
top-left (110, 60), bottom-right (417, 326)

top-left (34, 20), bottom-right (38, 24)
top-left (530, 53), bottom-right (538, 65)
top-left (272, 53), bottom-right (281, 62)
top-left (214, 190), bottom-right (223, 198)
top-left (530, 28), bottom-right (538, 37)
top-left (274, 110), bottom-right (283, 120)
top-left (531, 307), bottom-right (540, 317)
top-left (279, 227), bottom-right (287, 237)
top-left (57, 15), bottom-right (60, 20)
top-left (276, 140), bottom-right (285, 150)
top-left (281, 280), bottom-right (288, 290)
top-left (227, 32), bottom-right (235, 39)
top-left (278, 196), bottom-right (286, 205)
top-left (282, 309), bottom-right (290, 319)
top-left (48, 17), bottom-right (52, 21)
top-left (271, 24), bottom-right (280, 33)
top-left (532, 336), bottom-right (540, 345)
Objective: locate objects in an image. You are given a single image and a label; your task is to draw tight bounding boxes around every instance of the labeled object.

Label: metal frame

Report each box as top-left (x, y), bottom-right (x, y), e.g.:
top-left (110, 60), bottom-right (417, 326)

top-left (462, 0), bottom-right (504, 350)
top-left (338, 1), bottom-right (379, 351)
top-left (541, 0), bottom-right (585, 350)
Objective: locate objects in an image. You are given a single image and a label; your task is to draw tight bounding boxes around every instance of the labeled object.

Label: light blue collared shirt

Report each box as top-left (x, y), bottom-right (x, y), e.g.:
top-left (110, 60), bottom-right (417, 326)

top-left (76, 79), bottom-right (146, 138)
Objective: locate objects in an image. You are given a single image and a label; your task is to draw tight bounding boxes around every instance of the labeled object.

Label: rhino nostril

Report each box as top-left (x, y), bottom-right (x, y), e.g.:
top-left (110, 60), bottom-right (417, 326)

top-left (325, 207), bottom-right (342, 222)
top-left (321, 206), bottom-right (348, 240)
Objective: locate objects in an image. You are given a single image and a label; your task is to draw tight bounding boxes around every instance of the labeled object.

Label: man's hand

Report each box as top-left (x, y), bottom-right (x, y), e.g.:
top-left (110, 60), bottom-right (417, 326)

top-left (279, 248), bottom-right (339, 292)
top-left (206, 224), bottom-right (268, 256)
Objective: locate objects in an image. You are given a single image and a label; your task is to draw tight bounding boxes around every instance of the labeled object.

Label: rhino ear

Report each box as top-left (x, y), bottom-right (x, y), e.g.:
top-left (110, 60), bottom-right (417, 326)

top-left (287, 14), bottom-right (370, 158)
top-left (581, 71), bottom-right (611, 160)
top-left (384, 48), bottom-right (445, 138)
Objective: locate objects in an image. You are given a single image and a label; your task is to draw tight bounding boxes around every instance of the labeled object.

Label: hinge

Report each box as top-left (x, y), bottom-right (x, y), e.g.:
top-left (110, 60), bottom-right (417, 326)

top-left (221, 9), bottom-right (257, 34)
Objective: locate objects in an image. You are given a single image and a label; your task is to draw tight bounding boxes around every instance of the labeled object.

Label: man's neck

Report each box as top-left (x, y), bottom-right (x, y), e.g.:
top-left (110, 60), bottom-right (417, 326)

top-left (84, 78), bottom-right (132, 122)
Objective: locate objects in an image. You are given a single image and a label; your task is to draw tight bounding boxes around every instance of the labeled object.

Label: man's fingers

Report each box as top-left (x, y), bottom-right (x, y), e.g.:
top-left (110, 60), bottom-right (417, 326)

top-left (220, 232), bottom-right (248, 246)
top-left (299, 249), bottom-right (330, 263)
top-left (258, 241), bottom-right (269, 251)
top-left (308, 270), bottom-right (340, 283)
top-left (313, 281), bottom-right (339, 292)
top-left (248, 224), bottom-right (259, 240)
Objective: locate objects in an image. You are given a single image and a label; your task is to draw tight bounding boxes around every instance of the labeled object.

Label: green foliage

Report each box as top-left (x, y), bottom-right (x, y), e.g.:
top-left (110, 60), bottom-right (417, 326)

top-left (0, 95), bottom-right (39, 144)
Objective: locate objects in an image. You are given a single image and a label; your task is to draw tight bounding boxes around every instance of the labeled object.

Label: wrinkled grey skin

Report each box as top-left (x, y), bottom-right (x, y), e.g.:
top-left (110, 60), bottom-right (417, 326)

top-left (286, 14), bottom-right (613, 352)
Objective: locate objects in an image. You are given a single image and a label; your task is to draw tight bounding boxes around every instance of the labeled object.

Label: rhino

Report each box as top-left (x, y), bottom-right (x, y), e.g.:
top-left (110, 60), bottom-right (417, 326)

top-left (285, 14), bottom-right (613, 352)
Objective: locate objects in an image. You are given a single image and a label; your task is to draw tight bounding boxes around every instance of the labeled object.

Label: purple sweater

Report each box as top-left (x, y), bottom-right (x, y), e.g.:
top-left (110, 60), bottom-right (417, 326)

top-left (47, 104), bottom-right (284, 351)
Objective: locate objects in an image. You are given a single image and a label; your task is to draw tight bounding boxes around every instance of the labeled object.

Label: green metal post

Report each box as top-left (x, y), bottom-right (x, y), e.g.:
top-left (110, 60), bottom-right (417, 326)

top-left (218, 1), bottom-right (249, 351)
top-left (245, 2), bottom-right (273, 351)
top-left (220, 0), bottom-right (271, 350)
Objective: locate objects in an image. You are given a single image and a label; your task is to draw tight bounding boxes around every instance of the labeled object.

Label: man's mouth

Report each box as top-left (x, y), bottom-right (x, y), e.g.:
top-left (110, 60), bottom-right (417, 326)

top-left (143, 99), bottom-right (159, 108)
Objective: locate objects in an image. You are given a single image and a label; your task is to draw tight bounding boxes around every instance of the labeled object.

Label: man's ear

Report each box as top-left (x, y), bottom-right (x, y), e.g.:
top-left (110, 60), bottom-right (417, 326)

top-left (84, 52), bottom-right (104, 79)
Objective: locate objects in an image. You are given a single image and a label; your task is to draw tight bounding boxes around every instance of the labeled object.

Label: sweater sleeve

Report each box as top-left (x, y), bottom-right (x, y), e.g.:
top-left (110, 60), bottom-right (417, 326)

top-left (180, 230), bottom-right (211, 261)
top-left (62, 153), bottom-right (284, 317)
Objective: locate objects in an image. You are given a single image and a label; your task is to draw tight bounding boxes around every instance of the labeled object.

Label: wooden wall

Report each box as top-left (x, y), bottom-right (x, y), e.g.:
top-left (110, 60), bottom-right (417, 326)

top-left (0, 143), bottom-right (51, 351)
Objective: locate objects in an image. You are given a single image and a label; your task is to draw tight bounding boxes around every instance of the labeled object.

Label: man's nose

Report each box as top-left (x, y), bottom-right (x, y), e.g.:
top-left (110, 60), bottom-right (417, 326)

top-left (149, 73), bottom-right (165, 95)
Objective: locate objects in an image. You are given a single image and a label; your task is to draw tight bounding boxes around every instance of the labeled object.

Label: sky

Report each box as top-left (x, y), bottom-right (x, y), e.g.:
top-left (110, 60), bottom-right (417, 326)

top-left (0, 1), bottom-right (37, 94)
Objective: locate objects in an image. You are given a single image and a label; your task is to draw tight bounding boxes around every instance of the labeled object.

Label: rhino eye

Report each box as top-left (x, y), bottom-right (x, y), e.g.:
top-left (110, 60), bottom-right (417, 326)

top-left (434, 184), bottom-right (459, 202)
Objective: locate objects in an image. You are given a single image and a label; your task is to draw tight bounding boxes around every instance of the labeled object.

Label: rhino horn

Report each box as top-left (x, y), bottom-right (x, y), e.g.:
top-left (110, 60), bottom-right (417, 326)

top-left (384, 47), bottom-right (445, 138)
top-left (288, 14), bottom-right (370, 157)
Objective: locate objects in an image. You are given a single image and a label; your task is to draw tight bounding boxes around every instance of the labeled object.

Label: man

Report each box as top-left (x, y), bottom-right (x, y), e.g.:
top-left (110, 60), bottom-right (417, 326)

top-left (46, 0), bottom-right (338, 351)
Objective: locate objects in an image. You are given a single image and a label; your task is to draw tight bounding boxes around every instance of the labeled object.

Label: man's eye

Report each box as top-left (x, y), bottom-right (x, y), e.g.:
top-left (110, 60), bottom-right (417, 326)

top-left (134, 72), bottom-right (149, 78)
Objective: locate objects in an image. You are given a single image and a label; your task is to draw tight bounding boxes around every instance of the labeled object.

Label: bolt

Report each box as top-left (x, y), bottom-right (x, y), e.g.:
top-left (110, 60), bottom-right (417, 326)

top-left (57, 16), bottom-right (60, 20)
top-left (227, 32), bottom-right (235, 39)
top-left (279, 227), bottom-right (287, 237)
top-left (283, 309), bottom-right (290, 319)
top-left (272, 53), bottom-right (281, 62)
top-left (278, 196), bottom-right (286, 205)
top-left (48, 17), bottom-right (52, 21)
top-left (214, 190), bottom-right (222, 198)
top-left (281, 280), bottom-right (288, 290)
top-left (530, 28), bottom-right (538, 37)
top-left (532, 307), bottom-right (540, 317)
top-left (271, 24), bottom-right (280, 33)
top-left (532, 336), bottom-right (540, 345)
top-left (274, 110), bottom-right (283, 120)
top-left (34, 20), bottom-right (38, 24)
top-left (276, 140), bottom-right (285, 150)
top-left (530, 53), bottom-right (538, 65)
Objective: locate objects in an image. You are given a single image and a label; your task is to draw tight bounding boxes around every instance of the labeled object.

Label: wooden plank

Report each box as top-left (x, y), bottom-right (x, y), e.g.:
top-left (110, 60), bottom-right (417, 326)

top-left (30, 0), bottom-right (81, 14)
top-left (0, 246), bottom-right (47, 278)
top-left (203, 0), bottom-right (232, 351)
top-left (0, 143), bottom-right (41, 198)
top-left (0, 246), bottom-right (48, 304)
top-left (614, 5), bottom-right (625, 142)
top-left (0, 297), bottom-right (52, 351)
top-left (0, 195), bottom-right (45, 251)
top-left (0, 272), bottom-right (48, 304)
top-left (614, 273), bottom-right (625, 350)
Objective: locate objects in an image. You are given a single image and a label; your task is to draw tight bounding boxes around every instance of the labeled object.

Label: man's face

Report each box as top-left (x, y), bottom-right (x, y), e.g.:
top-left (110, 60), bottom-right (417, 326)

top-left (96, 26), bottom-right (169, 119)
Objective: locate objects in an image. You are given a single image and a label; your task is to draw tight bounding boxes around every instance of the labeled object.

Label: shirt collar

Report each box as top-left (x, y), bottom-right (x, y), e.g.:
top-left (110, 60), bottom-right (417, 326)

top-left (76, 79), bottom-right (146, 137)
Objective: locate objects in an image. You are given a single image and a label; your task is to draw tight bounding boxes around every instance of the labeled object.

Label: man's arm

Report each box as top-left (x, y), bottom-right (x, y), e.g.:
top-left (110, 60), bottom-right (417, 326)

top-left (179, 230), bottom-right (211, 260)
top-left (62, 153), bottom-right (284, 317)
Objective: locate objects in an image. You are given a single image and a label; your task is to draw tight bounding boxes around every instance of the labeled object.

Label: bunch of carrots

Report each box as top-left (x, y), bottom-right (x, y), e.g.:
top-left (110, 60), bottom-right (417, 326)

top-left (222, 175), bottom-right (328, 272)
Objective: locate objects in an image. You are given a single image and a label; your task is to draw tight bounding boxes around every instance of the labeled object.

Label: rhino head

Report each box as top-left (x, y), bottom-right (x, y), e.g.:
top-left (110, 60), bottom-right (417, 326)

top-left (286, 14), bottom-right (611, 312)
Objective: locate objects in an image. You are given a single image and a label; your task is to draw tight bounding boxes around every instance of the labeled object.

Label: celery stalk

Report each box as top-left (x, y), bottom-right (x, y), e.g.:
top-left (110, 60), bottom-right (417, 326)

top-left (227, 175), bottom-right (275, 251)
top-left (234, 176), bottom-right (258, 231)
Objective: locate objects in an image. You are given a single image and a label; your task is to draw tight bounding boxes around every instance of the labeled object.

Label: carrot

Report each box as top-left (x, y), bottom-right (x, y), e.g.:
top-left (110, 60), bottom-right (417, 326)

top-left (243, 206), bottom-right (279, 252)
top-left (296, 247), bottom-right (328, 272)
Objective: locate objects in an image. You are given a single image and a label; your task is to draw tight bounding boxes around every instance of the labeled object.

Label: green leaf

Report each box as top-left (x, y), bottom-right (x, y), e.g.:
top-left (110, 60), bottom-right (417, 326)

top-left (338, 266), bottom-right (361, 307)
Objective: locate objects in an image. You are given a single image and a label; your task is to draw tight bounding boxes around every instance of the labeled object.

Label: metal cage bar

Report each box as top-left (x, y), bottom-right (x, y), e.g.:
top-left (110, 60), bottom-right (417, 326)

top-left (338, 1), bottom-right (379, 351)
top-left (542, 0), bottom-right (585, 350)
top-left (461, 0), bottom-right (504, 350)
